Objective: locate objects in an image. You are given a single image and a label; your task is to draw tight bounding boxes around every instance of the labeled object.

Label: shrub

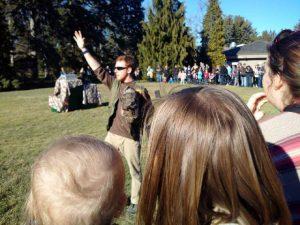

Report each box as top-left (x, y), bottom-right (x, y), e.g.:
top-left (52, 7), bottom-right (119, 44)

top-left (1, 78), bottom-right (11, 90)
top-left (11, 79), bottom-right (21, 89)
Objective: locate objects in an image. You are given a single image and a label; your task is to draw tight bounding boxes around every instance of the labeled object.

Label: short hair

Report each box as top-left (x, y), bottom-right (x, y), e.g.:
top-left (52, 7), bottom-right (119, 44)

top-left (25, 135), bottom-right (125, 225)
top-left (268, 29), bottom-right (300, 98)
top-left (116, 55), bottom-right (136, 75)
top-left (137, 86), bottom-right (291, 225)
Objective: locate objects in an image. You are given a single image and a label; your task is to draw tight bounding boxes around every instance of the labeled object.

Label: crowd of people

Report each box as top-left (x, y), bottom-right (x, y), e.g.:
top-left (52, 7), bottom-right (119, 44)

top-left (25, 29), bottom-right (299, 225)
top-left (145, 62), bottom-right (265, 88)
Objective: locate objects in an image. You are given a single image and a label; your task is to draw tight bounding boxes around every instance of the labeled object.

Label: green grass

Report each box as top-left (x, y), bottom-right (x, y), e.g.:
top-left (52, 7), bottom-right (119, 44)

top-left (0, 83), bottom-right (278, 225)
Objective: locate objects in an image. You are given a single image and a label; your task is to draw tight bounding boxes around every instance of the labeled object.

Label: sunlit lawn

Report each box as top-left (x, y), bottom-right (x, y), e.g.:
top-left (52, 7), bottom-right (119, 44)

top-left (0, 82), bottom-right (277, 225)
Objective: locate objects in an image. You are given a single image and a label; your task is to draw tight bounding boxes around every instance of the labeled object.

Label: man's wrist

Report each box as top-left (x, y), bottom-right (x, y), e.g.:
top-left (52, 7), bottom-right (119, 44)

top-left (81, 47), bottom-right (89, 54)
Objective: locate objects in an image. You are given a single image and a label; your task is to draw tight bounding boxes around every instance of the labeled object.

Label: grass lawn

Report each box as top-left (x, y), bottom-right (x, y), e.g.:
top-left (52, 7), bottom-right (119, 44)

top-left (0, 82), bottom-right (278, 225)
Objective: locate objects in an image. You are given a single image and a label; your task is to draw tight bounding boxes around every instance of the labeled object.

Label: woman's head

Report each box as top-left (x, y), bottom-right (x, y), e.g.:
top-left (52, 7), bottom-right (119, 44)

top-left (138, 86), bottom-right (290, 225)
top-left (26, 136), bottom-right (126, 225)
top-left (264, 29), bottom-right (300, 108)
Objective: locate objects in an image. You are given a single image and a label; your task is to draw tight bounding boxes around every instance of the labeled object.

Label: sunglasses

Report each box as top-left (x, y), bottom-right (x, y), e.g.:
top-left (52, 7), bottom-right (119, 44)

top-left (114, 66), bottom-right (127, 71)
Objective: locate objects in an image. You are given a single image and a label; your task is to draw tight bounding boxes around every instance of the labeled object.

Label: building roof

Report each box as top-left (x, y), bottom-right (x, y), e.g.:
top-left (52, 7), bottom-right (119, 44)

top-left (223, 41), bottom-right (270, 58)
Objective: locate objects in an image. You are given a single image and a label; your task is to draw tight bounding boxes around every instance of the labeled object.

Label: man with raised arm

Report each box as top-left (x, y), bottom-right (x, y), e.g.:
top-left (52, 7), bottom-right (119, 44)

top-left (73, 31), bottom-right (151, 214)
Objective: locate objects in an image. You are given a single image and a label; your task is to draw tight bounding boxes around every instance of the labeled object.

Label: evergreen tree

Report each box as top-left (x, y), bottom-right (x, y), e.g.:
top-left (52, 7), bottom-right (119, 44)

top-left (108, 0), bottom-right (144, 56)
top-left (4, 0), bottom-right (108, 80)
top-left (223, 15), bottom-right (235, 46)
top-left (223, 15), bottom-right (257, 46)
top-left (203, 0), bottom-right (225, 67)
top-left (1, 0), bottom-right (145, 89)
top-left (294, 20), bottom-right (300, 31)
top-left (138, 0), bottom-right (195, 71)
top-left (4, 0), bottom-right (62, 81)
top-left (258, 30), bottom-right (276, 42)
top-left (28, 0), bottom-right (62, 78)
top-left (55, 0), bottom-right (97, 70)
top-left (0, 0), bottom-right (13, 90)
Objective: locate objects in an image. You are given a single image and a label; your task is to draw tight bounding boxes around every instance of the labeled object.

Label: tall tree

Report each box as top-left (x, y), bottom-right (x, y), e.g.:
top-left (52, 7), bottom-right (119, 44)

top-left (138, 0), bottom-right (195, 71)
top-left (202, 0), bottom-right (226, 67)
top-left (55, 0), bottom-right (98, 70)
top-left (1, 0), bottom-right (145, 89)
top-left (257, 30), bottom-right (276, 42)
top-left (108, 0), bottom-right (144, 57)
top-left (28, 0), bottom-right (63, 78)
top-left (294, 20), bottom-right (300, 31)
top-left (4, 0), bottom-right (64, 81)
top-left (0, 0), bottom-right (13, 90)
top-left (4, 0), bottom-right (108, 80)
top-left (223, 15), bottom-right (257, 46)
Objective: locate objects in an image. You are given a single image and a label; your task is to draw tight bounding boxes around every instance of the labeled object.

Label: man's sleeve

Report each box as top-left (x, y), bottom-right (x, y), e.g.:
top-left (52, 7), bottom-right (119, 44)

top-left (93, 67), bottom-right (115, 90)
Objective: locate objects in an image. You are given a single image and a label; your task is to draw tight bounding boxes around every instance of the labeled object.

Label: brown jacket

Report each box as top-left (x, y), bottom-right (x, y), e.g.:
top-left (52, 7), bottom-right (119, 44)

top-left (93, 67), bottom-right (151, 141)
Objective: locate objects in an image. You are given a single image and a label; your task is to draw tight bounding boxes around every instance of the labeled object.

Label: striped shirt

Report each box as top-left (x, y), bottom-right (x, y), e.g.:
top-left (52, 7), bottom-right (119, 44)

top-left (259, 105), bottom-right (300, 223)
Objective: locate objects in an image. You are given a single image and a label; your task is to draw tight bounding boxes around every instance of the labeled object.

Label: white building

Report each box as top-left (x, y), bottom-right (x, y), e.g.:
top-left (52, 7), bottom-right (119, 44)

top-left (223, 41), bottom-right (269, 68)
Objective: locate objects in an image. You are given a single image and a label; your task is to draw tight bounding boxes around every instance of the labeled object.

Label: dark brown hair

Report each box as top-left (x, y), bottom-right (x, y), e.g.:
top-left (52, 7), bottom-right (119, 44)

top-left (137, 86), bottom-right (291, 225)
top-left (268, 29), bottom-right (300, 98)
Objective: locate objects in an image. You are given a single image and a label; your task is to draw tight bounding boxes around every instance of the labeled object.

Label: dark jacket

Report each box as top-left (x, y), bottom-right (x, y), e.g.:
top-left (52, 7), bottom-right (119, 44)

top-left (93, 66), bottom-right (151, 140)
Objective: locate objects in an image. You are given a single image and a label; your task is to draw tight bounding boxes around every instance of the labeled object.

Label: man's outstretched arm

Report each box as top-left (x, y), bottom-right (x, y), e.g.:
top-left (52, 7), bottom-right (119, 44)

top-left (73, 30), bottom-right (114, 89)
top-left (73, 30), bottom-right (100, 71)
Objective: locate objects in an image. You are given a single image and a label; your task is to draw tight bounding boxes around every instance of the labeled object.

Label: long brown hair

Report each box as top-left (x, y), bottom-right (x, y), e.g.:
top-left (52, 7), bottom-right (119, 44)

top-left (137, 86), bottom-right (291, 225)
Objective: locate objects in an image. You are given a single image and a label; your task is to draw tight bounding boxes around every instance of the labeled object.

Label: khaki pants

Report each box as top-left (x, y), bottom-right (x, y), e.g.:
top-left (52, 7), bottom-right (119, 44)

top-left (105, 132), bottom-right (141, 204)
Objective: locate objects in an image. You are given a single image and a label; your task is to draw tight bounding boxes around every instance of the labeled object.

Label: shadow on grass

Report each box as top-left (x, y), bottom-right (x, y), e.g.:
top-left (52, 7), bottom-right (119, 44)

top-left (50, 102), bottom-right (110, 113)
top-left (80, 102), bottom-right (109, 110)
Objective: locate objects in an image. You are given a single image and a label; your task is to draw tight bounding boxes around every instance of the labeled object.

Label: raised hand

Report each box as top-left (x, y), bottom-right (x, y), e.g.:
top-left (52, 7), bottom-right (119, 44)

top-left (73, 30), bottom-right (100, 71)
top-left (73, 30), bottom-right (85, 50)
top-left (247, 92), bottom-right (268, 120)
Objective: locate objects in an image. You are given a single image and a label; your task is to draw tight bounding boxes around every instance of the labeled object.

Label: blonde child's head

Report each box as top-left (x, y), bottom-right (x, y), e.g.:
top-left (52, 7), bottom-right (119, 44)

top-left (26, 135), bottom-right (126, 225)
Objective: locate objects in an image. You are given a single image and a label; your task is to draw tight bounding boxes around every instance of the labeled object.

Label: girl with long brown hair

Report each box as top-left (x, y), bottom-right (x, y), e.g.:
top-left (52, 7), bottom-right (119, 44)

top-left (248, 29), bottom-right (300, 223)
top-left (137, 86), bottom-right (291, 225)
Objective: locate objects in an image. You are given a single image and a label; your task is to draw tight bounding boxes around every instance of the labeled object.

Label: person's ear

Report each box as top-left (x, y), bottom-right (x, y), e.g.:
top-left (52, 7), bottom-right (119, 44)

top-left (127, 67), bottom-right (132, 74)
top-left (273, 74), bottom-right (285, 90)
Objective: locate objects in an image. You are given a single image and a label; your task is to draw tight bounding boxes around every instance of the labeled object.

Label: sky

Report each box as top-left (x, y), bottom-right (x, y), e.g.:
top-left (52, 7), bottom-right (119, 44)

top-left (142, 0), bottom-right (300, 38)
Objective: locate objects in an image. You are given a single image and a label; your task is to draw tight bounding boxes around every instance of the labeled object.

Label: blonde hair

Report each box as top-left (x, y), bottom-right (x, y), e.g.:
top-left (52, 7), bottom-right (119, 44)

top-left (137, 86), bottom-right (291, 225)
top-left (26, 135), bottom-right (125, 225)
